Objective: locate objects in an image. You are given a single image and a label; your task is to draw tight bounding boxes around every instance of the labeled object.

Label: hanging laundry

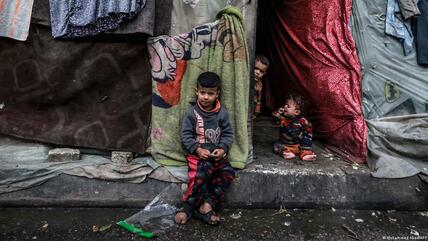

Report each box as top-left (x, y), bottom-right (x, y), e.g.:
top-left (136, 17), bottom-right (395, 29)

top-left (385, 0), bottom-right (414, 55)
top-left (398, 0), bottom-right (420, 20)
top-left (0, 0), bottom-right (35, 41)
top-left (416, 0), bottom-right (428, 65)
top-left (49, 0), bottom-right (146, 38)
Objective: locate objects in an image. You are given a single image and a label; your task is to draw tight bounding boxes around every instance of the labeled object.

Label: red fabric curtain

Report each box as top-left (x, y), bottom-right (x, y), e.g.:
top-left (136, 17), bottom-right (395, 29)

top-left (264, 0), bottom-right (367, 163)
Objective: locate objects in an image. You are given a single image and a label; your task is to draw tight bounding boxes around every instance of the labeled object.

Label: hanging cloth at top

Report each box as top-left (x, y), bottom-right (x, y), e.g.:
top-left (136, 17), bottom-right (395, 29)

top-left (385, 0), bottom-right (414, 56)
top-left (49, 0), bottom-right (146, 38)
top-left (0, 0), bottom-right (35, 41)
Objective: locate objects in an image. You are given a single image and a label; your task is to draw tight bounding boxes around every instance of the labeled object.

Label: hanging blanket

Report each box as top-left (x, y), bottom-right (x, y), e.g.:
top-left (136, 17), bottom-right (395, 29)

top-left (147, 6), bottom-right (249, 169)
top-left (0, 0), bottom-right (34, 41)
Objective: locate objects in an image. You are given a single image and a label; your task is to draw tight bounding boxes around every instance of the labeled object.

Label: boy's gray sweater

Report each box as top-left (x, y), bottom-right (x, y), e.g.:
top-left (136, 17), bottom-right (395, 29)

top-left (181, 102), bottom-right (233, 155)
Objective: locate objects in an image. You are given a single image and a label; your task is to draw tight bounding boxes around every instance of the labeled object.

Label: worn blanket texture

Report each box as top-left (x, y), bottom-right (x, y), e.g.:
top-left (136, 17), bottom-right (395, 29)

top-left (147, 7), bottom-right (249, 169)
top-left (0, 24), bottom-right (152, 153)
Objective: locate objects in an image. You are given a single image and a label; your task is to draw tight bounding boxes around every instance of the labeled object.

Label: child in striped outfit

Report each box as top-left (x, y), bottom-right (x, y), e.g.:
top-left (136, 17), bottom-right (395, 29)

top-left (272, 94), bottom-right (317, 161)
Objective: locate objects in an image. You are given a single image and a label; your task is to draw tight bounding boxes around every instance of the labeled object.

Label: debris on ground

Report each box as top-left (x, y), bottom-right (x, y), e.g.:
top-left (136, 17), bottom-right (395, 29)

top-left (284, 221), bottom-right (291, 226)
top-left (388, 217), bottom-right (397, 223)
top-left (410, 228), bottom-right (420, 236)
top-left (272, 205), bottom-right (288, 216)
top-left (418, 211), bottom-right (428, 217)
top-left (354, 218), bottom-right (364, 223)
top-left (342, 224), bottom-right (359, 240)
top-left (99, 224), bottom-right (112, 232)
top-left (230, 211), bottom-right (242, 219)
top-left (351, 163), bottom-right (359, 170)
top-left (331, 207), bottom-right (336, 212)
top-left (40, 222), bottom-right (48, 232)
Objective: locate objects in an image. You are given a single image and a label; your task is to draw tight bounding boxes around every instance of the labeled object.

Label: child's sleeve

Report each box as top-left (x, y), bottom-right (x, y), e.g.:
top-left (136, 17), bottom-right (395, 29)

top-left (299, 117), bottom-right (313, 150)
top-left (181, 109), bottom-right (199, 154)
top-left (217, 108), bottom-right (233, 153)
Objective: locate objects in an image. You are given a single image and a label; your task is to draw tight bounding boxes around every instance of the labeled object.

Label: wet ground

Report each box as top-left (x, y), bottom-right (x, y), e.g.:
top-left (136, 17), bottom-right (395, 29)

top-left (1, 208), bottom-right (427, 241)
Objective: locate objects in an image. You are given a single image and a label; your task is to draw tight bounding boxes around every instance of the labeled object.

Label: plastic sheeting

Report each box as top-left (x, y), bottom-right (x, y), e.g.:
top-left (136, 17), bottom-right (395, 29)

top-left (0, 135), bottom-right (189, 193)
top-left (260, 0), bottom-right (367, 163)
top-left (351, 0), bottom-right (428, 178)
top-left (121, 184), bottom-right (182, 236)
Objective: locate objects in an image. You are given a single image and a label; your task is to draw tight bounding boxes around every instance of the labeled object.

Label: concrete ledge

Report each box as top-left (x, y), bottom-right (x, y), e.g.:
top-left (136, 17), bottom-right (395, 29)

top-left (0, 163), bottom-right (426, 210)
top-left (226, 163), bottom-right (428, 210)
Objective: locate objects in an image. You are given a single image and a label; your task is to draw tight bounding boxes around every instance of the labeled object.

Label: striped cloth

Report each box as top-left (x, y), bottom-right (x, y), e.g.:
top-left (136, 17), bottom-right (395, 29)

top-left (0, 0), bottom-right (34, 41)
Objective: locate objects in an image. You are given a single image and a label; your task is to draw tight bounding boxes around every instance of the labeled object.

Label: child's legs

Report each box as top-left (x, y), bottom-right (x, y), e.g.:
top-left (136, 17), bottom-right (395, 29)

top-left (206, 160), bottom-right (236, 211)
top-left (273, 142), bottom-right (286, 154)
top-left (285, 144), bottom-right (300, 155)
top-left (182, 155), bottom-right (214, 210)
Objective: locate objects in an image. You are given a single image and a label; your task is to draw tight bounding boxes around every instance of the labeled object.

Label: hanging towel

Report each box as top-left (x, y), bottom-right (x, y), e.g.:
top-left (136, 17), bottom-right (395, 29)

top-left (0, 0), bottom-right (34, 41)
top-left (147, 6), bottom-right (249, 169)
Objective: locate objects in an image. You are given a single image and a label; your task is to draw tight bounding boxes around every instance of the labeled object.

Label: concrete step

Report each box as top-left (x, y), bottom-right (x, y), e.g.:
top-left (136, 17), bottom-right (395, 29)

top-left (0, 160), bottom-right (426, 210)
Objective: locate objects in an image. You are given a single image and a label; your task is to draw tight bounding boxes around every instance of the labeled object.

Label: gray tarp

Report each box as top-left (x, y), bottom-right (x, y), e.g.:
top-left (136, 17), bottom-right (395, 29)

top-left (351, 0), bottom-right (428, 178)
top-left (0, 135), bottom-right (187, 194)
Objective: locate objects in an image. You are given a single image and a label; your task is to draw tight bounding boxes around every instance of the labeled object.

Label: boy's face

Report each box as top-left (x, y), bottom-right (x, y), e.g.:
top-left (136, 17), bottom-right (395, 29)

top-left (196, 85), bottom-right (219, 110)
top-left (254, 60), bottom-right (269, 81)
top-left (283, 99), bottom-right (301, 116)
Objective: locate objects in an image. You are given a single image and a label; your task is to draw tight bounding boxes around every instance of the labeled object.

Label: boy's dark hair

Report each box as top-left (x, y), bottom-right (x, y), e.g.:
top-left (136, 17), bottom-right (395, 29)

top-left (197, 72), bottom-right (221, 89)
top-left (286, 93), bottom-right (307, 114)
top-left (255, 54), bottom-right (270, 67)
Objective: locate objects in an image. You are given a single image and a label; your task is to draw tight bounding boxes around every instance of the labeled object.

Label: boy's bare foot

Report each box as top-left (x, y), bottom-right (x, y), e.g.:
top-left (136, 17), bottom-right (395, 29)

top-left (199, 203), bottom-right (220, 222)
top-left (175, 211), bottom-right (190, 224)
top-left (302, 154), bottom-right (316, 161)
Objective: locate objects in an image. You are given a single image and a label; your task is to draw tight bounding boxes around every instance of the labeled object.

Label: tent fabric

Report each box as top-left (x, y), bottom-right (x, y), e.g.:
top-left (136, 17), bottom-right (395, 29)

top-left (0, 24), bottom-right (152, 153)
top-left (351, 0), bottom-right (428, 178)
top-left (366, 115), bottom-right (428, 178)
top-left (262, 0), bottom-right (367, 163)
top-left (147, 6), bottom-right (249, 169)
top-left (49, 0), bottom-right (146, 38)
top-left (170, 0), bottom-right (230, 36)
top-left (0, 0), bottom-right (35, 41)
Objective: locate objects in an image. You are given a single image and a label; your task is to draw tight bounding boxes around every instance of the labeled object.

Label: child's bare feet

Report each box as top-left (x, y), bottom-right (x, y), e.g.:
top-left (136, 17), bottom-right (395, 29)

top-left (174, 211), bottom-right (190, 224)
top-left (199, 203), bottom-right (220, 223)
top-left (283, 151), bottom-right (296, 159)
top-left (302, 154), bottom-right (316, 161)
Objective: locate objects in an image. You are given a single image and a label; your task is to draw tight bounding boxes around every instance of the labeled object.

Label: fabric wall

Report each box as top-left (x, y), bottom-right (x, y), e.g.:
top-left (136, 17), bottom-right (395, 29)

top-left (0, 24), bottom-right (152, 153)
top-left (260, 0), bottom-right (367, 163)
top-left (147, 7), bottom-right (249, 169)
top-left (351, 0), bottom-right (428, 178)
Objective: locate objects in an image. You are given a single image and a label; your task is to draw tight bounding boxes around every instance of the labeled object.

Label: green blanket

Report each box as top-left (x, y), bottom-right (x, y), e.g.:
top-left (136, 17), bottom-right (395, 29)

top-left (147, 6), bottom-right (249, 169)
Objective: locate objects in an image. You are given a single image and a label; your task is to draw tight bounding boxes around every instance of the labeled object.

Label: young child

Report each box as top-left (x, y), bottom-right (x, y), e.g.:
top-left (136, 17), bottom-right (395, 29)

top-left (175, 71), bottom-right (235, 225)
top-left (272, 94), bottom-right (317, 161)
top-left (253, 54), bottom-right (270, 117)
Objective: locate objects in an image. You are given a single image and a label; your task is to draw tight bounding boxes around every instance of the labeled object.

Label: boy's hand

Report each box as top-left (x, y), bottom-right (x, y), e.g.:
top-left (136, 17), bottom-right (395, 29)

top-left (196, 147), bottom-right (211, 160)
top-left (211, 148), bottom-right (225, 161)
